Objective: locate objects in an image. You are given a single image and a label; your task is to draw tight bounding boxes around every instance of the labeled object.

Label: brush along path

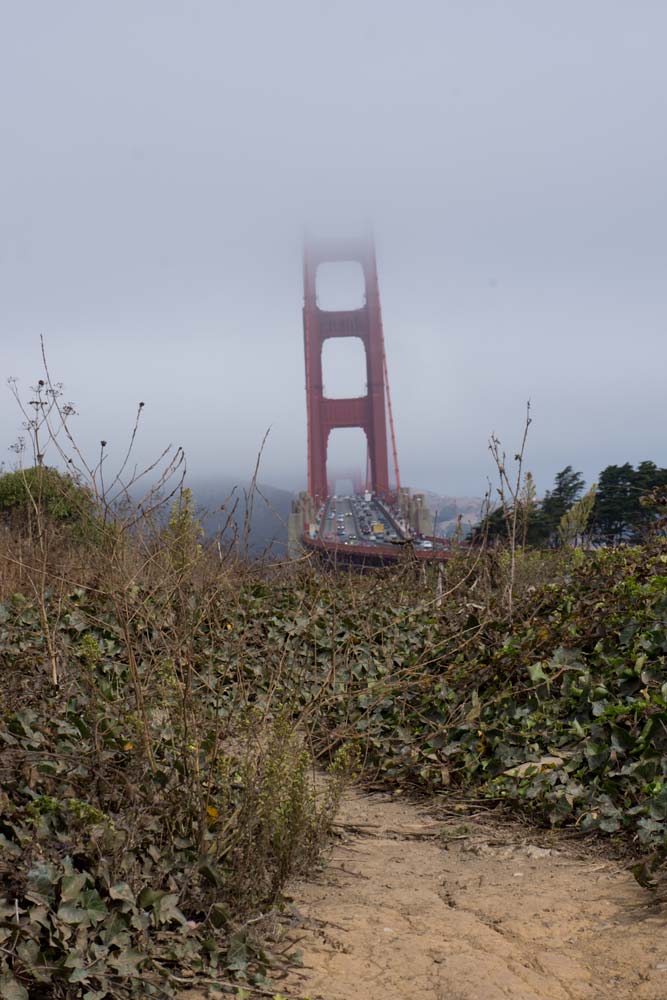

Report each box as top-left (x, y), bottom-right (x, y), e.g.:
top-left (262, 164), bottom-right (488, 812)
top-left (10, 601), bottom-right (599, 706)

top-left (284, 787), bottom-right (667, 1000)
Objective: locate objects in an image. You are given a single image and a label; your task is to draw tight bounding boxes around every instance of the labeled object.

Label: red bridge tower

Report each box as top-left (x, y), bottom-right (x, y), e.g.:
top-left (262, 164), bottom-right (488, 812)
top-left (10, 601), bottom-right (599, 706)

top-left (303, 235), bottom-right (397, 502)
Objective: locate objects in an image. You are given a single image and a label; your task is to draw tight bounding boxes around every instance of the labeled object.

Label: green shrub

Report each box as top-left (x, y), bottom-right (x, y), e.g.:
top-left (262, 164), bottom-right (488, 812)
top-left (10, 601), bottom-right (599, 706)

top-left (0, 582), bottom-right (354, 998)
top-left (0, 466), bottom-right (94, 528)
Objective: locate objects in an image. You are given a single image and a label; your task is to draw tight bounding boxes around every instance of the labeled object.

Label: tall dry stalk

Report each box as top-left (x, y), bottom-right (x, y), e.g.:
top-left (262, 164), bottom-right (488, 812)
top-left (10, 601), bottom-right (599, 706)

top-left (488, 400), bottom-right (532, 620)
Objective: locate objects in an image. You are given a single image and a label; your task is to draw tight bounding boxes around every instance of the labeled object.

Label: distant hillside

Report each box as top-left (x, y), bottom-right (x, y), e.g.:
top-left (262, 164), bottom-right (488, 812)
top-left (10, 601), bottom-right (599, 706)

top-left (420, 492), bottom-right (484, 538)
top-left (188, 477), bottom-right (295, 558)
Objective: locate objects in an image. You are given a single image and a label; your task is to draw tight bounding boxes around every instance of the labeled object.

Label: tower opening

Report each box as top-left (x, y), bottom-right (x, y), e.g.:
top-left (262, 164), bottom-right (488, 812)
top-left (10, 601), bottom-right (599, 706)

top-left (326, 427), bottom-right (367, 496)
top-left (321, 337), bottom-right (367, 399)
top-left (316, 261), bottom-right (365, 311)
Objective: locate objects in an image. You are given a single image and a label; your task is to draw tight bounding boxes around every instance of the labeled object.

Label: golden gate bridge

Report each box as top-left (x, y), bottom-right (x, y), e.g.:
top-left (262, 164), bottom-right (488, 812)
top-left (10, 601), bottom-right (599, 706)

top-left (288, 234), bottom-right (450, 566)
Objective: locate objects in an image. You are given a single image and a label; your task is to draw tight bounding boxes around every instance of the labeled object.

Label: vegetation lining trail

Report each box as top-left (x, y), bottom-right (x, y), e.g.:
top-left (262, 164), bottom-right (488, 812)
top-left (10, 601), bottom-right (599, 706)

top-left (236, 545), bottom-right (667, 864)
top-left (5, 453), bottom-right (667, 995)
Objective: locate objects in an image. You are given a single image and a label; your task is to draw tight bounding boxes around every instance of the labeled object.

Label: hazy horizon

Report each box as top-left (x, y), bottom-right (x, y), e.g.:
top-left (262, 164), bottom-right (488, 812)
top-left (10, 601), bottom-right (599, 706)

top-left (3, 1), bottom-right (667, 498)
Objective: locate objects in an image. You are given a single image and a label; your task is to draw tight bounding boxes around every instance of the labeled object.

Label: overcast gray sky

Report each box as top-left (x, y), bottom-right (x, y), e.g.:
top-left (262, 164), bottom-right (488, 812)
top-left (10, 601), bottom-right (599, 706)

top-left (2, 1), bottom-right (666, 497)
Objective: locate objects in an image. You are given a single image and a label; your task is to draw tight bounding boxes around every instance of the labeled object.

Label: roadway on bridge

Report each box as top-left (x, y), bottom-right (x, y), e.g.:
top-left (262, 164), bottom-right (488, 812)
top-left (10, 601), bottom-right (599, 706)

top-left (319, 494), bottom-right (404, 548)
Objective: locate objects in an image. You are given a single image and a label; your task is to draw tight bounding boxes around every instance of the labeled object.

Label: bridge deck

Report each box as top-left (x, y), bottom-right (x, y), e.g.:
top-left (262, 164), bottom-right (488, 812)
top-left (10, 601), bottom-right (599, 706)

top-left (303, 494), bottom-right (449, 565)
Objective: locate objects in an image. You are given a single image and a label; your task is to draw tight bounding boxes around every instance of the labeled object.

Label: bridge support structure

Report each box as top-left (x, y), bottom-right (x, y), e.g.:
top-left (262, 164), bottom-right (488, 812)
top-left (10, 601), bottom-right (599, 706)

top-left (303, 235), bottom-right (392, 503)
top-left (398, 488), bottom-right (435, 537)
top-left (288, 491), bottom-right (316, 559)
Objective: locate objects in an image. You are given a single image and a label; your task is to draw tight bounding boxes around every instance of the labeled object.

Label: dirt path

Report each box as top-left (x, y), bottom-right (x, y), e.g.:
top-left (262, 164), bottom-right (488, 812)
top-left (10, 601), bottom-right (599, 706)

top-left (284, 788), bottom-right (667, 1000)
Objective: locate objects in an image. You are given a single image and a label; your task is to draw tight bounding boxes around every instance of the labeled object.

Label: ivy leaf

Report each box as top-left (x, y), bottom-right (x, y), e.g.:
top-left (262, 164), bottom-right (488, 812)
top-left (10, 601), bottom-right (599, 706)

top-left (80, 889), bottom-right (108, 925)
top-left (56, 890), bottom-right (106, 927)
top-left (26, 862), bottom-right (58, 899)
top-left (152, 892), bottom-right (186, 926)
top-left (0, 834), bottom-right (21, 857)
top-left (109, 882), bottom-right (135, 905)
top-left (648, 789), bottom-right (667, 821)
top-left (599, 813), bottom-right (621, 833)
top-left (56, 902), bottom-right (88, 925)
top-left (138, 887), bottom-right (166, 909)
top-left (637, 817), bottom-right (667, 844)
top-left (0, 974), bottom-right (29, 1000)
top-left (610, 726), bottom-right (633, 753)
top-left (527, 662), bottom-right (548, 684)
top-left (108, 948), bottom-right (147, 976)
top-left (60, 873), bottom-right (88, 902)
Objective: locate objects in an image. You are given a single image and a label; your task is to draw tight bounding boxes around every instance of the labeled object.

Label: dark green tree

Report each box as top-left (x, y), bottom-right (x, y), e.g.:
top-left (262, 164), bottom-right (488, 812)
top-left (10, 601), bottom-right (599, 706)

top-left (636, 460), bottom-right (667, 496)
top-left (472, 466), bottom-right (584, 548)
top-left (540, 466), bottom-right (585, 543)
top-left (590, 461), bottom-right (667, 543)
top-left (469, 505), bottom-right (506, 544)
top-left (470, 497), bottom-right (549, 547)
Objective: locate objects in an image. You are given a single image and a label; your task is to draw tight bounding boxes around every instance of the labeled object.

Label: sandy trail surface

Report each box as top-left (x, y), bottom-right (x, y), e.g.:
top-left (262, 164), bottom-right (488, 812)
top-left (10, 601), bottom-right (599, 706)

top-left (282, 787), bottom-right (667, 1000)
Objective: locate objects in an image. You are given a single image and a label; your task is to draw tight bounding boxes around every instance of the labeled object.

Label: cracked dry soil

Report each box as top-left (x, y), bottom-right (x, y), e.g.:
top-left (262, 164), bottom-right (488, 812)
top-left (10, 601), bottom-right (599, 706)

top-left (283, 789), bottom-right (667, 1000)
